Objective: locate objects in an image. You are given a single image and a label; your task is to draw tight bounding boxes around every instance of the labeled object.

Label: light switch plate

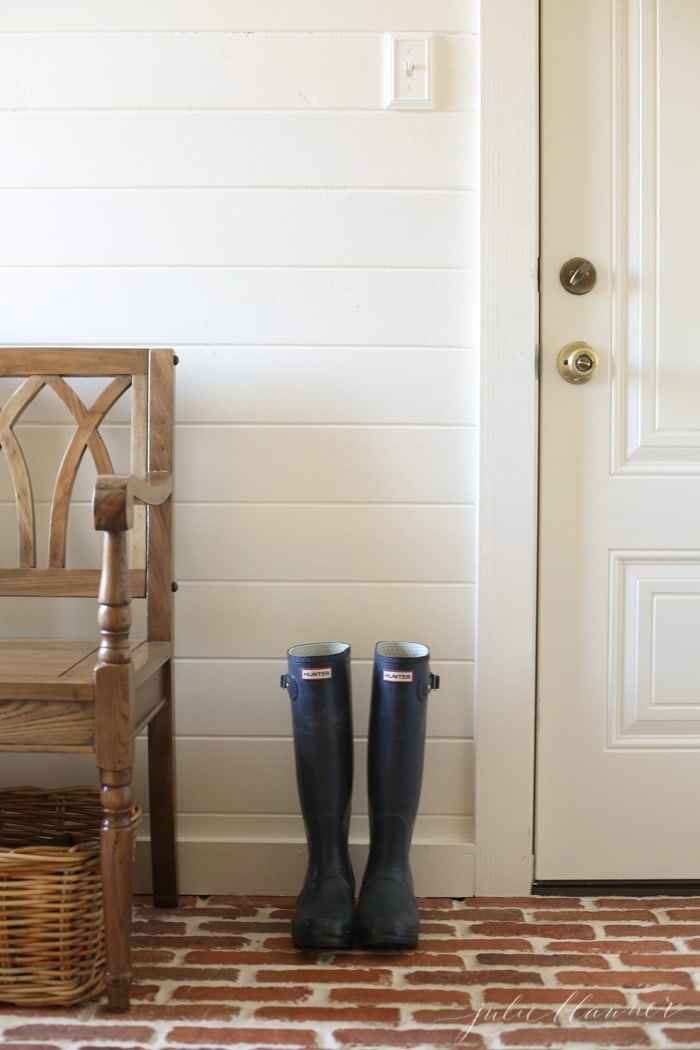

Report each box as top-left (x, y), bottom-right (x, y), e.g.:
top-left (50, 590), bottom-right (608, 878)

top-left (384, 33), bottom-right (434, 110)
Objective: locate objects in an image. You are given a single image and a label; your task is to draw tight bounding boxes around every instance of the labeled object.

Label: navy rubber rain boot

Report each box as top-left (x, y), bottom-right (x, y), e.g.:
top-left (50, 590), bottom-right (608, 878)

top-left (355, 641), bottom-right (439, 951)
top-left (281, 642), bottom-right (355, 950)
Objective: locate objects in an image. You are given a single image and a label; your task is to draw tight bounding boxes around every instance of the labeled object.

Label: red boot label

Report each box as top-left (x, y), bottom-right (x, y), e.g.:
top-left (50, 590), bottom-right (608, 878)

top-left (383, 670), bottom-right (414, 683)
top-left (301, 667), bottom-right (332, 680)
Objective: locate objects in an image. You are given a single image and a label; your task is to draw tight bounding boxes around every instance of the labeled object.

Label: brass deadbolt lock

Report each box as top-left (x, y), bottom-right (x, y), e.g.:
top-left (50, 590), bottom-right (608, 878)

top-left (557, 342), bottom-right (599, 384)
top-left (560, 257), bottom-right (597, 295)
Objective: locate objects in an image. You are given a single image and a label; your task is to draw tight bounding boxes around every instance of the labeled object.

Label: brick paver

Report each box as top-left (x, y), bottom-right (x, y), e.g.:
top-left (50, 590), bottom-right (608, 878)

top-left (0, 895), bottom-right (697, 1048)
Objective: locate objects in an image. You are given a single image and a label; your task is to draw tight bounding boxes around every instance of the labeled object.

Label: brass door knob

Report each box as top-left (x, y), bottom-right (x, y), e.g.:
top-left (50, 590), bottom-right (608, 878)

top-left (557, 342), bottom-right (599, 384)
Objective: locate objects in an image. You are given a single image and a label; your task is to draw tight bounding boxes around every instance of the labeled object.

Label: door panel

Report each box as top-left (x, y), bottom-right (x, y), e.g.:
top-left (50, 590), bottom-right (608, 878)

top-left (537, 0), bottom-right (700, 880)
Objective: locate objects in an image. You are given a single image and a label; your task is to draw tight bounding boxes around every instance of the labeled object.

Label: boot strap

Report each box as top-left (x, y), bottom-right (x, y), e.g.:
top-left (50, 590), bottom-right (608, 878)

top-left (280, 673), bottom-right (299, 699)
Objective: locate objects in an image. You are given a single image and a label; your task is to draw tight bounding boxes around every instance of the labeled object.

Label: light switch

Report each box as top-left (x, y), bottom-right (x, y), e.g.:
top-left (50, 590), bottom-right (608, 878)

top-left (384, 33), bottom-right (434, 110)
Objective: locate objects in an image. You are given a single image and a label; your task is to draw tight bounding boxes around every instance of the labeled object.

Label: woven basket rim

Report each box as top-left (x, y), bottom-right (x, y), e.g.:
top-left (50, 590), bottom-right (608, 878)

top-left (0, 787), bottom-right (140, 854)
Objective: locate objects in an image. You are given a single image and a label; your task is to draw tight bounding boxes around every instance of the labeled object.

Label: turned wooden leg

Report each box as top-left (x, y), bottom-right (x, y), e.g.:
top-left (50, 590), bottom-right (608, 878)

top-left (99, 773), bottom-right (135, 1012)
top-left (94, 528), bottom-right (137, 1010)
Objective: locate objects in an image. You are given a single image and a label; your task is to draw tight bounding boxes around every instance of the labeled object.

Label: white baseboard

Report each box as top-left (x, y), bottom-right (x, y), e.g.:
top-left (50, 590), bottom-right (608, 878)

top-left (134, 815), bottom-right (475, 898)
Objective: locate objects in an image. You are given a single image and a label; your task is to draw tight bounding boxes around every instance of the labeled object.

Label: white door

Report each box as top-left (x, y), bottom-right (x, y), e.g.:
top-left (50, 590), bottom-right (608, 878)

top-left (537, 0), bottom-right (700, 881)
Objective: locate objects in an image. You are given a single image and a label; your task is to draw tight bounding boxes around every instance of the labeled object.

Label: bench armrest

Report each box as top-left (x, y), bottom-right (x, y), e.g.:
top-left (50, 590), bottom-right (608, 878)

top-left (93, 472), bottom-right (172, 532)
top-left (93, 472), bottom-right (172, 665)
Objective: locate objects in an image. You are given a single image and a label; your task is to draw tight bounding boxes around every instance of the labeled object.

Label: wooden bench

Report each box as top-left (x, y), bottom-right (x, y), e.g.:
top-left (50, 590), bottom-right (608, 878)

top-left (0, 348), bottom-right (178, 1011)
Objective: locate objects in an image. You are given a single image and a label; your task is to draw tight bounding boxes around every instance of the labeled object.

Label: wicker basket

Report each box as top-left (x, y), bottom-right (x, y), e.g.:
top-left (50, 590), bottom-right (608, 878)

top-left (0, 786), bottom-right (136, 1007)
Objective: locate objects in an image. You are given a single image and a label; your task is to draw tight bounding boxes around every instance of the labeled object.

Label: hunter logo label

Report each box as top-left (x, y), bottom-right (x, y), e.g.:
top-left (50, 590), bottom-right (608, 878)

top-left (383, 670), bottom-right (414, 683)
top-left (301, 667), bottom-right (332, 681)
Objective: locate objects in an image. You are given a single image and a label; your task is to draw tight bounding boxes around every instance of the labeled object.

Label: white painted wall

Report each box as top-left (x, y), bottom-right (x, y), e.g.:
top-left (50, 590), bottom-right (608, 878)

top-left (0, 1), bottom-right (479, 895)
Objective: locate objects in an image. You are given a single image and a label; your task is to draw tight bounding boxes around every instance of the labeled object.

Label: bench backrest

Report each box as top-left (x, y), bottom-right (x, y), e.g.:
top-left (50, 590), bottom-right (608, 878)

top-left (0, 349), bottom-right (174, 628)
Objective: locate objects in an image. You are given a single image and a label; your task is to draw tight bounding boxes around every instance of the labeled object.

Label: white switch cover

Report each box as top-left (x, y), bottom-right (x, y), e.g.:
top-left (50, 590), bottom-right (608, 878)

top-left (384, 33), bottom-right (433, 110)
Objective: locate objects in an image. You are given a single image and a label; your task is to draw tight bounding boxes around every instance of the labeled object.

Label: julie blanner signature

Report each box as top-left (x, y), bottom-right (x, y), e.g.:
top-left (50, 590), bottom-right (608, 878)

top-left (434, 993), bottom-right (681, 1041)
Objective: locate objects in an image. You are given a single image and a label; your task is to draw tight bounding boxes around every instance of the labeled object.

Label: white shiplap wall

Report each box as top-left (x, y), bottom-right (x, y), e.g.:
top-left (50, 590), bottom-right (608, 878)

top-left (0, 1), bottom-right (478, 895)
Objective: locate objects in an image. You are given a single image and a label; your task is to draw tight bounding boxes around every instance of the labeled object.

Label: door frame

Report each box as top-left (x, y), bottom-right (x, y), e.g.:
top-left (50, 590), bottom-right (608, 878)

top-left (475, 0), bottom-right (539, 894)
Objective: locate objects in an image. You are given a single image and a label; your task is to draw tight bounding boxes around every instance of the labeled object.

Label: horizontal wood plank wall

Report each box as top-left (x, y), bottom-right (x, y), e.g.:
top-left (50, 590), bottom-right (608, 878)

top-left (0, 1), bottom-right (478, 896)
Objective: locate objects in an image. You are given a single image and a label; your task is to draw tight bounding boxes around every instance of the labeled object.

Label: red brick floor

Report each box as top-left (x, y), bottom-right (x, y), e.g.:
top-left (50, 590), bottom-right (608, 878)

top-left (2, 895), bottom-right (700, 1049)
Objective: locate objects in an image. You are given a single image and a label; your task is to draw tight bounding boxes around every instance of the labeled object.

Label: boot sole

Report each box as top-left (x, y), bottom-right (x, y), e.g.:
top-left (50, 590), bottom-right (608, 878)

top-left (357, 934), bottom-right (417, 951)
top-left (292, 919), bottom-right (354, 951)
top-left (356, 920), bottom-right (418, 952)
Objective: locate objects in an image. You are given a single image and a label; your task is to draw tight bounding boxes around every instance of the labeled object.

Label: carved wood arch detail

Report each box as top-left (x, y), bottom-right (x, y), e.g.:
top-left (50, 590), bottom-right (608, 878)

top-left (0, 374), bottom-right (132, 568)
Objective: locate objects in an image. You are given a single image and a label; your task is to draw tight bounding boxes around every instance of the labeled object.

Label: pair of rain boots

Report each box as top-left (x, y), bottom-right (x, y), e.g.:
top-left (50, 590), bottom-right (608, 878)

top-left (280, 641), bottom-right (439, 952)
